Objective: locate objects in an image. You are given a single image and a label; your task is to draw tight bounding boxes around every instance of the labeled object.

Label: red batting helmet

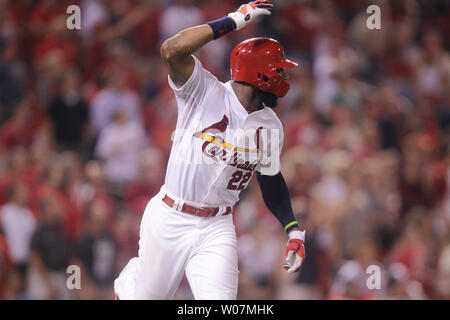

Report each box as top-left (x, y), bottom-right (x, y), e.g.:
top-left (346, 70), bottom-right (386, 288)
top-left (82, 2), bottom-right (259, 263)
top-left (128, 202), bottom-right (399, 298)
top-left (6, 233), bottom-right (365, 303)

top-left (230, 37), bottom-right (298, 98)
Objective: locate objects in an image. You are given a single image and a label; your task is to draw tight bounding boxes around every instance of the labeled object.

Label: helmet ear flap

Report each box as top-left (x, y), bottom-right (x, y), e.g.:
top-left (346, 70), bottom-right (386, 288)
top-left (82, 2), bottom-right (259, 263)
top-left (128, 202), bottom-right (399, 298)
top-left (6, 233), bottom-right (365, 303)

top-left (255, 69), bottom-right (283, 92)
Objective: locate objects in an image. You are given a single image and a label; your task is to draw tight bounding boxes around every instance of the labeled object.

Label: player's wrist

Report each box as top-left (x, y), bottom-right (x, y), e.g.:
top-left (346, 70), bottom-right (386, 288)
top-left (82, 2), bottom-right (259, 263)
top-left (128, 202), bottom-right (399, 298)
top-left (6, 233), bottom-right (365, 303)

top-left (227, 12), bottom-right (246, 30)
top-left (284, 220), bottom-right (300, 233)
top-left (288, 230), bottom-right (305, 241)
top-left (207, 16), bottom-right (236, 40)
top-left (228, 0), bottom-right (273, 31)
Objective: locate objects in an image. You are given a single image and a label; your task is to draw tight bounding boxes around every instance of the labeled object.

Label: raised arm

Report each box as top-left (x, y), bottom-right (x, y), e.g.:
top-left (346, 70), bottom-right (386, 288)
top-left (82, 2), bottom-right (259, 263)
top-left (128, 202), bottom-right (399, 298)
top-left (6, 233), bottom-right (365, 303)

top-left (160, 25), bottom-right (213, 87)
top-left (160, 0), bottom-right (273, 87)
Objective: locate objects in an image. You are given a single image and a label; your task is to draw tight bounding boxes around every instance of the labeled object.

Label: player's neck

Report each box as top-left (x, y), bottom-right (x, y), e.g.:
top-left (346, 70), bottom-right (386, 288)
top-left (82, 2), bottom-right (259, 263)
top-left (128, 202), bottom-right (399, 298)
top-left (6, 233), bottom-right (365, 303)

top-left (231, 81), bottom-right (263, 113)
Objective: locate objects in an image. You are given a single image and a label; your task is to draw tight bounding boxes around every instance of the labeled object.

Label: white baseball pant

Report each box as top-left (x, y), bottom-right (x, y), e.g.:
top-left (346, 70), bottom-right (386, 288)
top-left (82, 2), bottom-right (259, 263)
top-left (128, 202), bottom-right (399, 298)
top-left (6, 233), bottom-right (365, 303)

top-left (114, 188), bottom-right (239, 299)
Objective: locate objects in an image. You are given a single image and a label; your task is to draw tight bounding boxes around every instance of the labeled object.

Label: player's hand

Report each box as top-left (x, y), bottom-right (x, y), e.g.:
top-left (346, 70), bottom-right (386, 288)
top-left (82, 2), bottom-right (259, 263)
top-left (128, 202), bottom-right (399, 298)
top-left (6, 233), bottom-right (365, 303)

top-left (228, 0), bottom-right (273, 30)
top-left (283, 233), bottom-right (306, 273)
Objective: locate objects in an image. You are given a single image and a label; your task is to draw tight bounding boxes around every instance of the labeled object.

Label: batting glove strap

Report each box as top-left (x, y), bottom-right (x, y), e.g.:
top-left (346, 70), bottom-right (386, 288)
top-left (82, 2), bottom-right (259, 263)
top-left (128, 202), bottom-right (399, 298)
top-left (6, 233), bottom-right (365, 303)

top-left (283, 239), bottom-right (306, 273)
top-left (228, 0), bottom-right (273, 30)
top-left (288, 230), bottom-right (305, 241)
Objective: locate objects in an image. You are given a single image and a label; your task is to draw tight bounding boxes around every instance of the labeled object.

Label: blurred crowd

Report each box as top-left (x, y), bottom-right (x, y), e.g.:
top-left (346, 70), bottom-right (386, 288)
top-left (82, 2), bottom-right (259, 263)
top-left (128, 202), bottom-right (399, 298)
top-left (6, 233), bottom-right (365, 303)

top-left (0, 0), bottom-right (449, 300)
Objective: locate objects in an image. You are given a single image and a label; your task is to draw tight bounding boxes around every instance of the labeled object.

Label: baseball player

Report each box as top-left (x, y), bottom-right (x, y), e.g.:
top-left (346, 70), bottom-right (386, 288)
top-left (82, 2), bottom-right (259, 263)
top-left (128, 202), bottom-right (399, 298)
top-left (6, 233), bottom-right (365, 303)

top-left (114, 0), bottom-right (306, 300)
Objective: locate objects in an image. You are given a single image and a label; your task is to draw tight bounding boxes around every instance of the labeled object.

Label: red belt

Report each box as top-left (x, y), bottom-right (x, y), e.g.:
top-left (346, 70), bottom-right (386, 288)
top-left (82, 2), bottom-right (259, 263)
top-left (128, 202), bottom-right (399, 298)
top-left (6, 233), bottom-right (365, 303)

top-left (162, 194), bottom-right (232, 218)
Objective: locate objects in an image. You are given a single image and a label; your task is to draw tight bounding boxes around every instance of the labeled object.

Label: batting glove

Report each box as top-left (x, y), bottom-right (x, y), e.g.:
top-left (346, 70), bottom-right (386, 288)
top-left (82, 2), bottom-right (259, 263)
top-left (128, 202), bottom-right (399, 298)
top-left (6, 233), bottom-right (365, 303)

top-left (283, 230), bottom-right (306, 273)
top-left (228, 0), bottom-right (273, 30)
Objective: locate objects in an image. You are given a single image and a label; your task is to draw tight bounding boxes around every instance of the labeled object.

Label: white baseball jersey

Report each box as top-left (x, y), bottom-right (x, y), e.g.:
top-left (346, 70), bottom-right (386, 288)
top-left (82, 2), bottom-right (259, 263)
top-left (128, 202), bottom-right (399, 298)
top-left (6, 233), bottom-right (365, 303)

top-left (114, 55), bottom-right (285, 300)
top-left (164, 56), bottom-right (284, 207)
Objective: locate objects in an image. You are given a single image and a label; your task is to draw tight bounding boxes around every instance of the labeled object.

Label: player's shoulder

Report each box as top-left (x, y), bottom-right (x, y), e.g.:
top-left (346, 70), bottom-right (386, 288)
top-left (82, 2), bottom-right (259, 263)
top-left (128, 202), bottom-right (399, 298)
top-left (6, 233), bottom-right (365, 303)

top-left (259, 107), bottom-right (284, 130)
top-left (192, 56), bottom-right (220, 84)
top-left (168, 55), bottom-right (221, 100)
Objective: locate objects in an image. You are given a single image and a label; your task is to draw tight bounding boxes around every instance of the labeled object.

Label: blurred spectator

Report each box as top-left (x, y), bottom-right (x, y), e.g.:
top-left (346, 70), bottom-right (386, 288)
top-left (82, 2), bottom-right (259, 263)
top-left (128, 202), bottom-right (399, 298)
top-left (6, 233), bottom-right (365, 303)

top-left (159, 0), bottom-right (204, 42)
top-left (0, 38), bottom-right (26, 122)
top-left (0, 99), bottom-right (38, 149)
top-left (2, 267), bottom-right (27, 300)
top-left (95, 110), bottom-right (148, 188)
top-left (27, 197), bottom-right (72, 299)
top-left (75, 198), bottom-right (117, 299)
top-left (48, 70), bottom-right (89, 152)
top-left (80, 0), bottom-right (109, 42)
top-left (90, 66), bottom-right (143, 135)
top-left (75, 160), bottom-right (113, 206)
top-left (279, 0), bottom-right (321, 58)
top-left (238, 219), bottom-right (281, 299)
top-left (415, 29), bottom-right (450, 99)
top-left (328, 239), bottom-right (385, 299)
top-left (113, 207), bottom-right (139, 273)
top-left (0, 232), bottom-right (12, 299)
top-left (0, 183), bottom-right (36, 274)
top-left (124, 148), bottom-right (164, 214)
top-left (386, 262), bottom-right (426, 299)
top-left (388, 212), bottom-right (430, 285)
top-left (436, 239), bottom-right (450, 299)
